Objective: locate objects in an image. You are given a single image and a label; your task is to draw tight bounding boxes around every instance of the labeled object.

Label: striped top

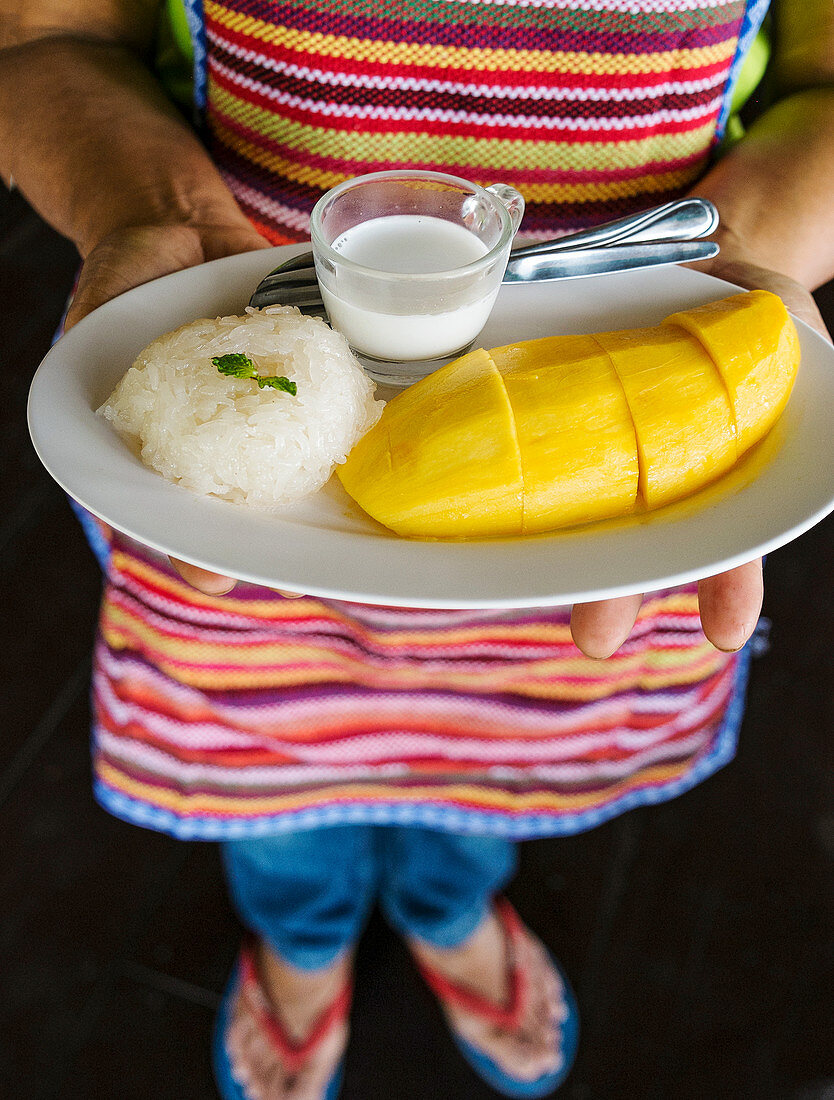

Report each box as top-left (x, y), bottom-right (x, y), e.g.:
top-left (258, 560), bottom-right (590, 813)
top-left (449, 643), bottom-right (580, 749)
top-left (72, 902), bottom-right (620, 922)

top-left (196, 0), bottom-right (768, 241)
top-left (90, 0), bottom-right (768, 840)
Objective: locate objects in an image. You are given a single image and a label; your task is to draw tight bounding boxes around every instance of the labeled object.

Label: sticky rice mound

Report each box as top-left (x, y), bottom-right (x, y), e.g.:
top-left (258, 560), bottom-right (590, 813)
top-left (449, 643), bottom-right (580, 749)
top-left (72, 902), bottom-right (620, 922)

top-left (98, 306), bottom-right (384, 510)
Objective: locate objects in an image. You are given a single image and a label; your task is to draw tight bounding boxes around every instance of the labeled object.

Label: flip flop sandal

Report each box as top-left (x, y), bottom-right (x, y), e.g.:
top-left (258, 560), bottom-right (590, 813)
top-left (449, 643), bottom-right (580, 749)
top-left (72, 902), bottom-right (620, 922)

top-left (213, 937), bottom-right (351, 1100)
top-left (414, 897), bottom-right (579, 1098)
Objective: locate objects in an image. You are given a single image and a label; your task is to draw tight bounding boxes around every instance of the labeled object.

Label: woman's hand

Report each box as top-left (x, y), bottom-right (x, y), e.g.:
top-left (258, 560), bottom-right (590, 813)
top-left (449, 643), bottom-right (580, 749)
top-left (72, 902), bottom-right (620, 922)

top-left (65, 220), bottom-right (269, 329)
top-left (569, 254), bottom-right (830, 659)
top-left (65, 218), bottom-right (270, 596)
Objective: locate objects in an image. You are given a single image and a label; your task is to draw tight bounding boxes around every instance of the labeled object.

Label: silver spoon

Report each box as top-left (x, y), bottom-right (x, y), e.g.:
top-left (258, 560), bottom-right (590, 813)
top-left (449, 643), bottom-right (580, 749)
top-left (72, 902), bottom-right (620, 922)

top-left (248, 196), bottom-right (719, 315)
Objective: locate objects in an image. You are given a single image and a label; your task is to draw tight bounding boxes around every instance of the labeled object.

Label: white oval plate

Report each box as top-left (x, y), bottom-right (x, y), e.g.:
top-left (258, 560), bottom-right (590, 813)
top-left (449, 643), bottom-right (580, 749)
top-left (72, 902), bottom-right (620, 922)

top-left (28, 246), bottom-right (834, 608)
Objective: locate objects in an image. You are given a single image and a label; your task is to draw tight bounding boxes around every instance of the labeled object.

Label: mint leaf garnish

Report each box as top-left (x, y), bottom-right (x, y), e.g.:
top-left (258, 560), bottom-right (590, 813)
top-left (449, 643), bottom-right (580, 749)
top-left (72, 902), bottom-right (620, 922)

top-left (212, 353), bottom-right (296, 395)
top-left (212, 353), bottom-right (257, 379)
top-left (256, 376), bottom-right (297, 395)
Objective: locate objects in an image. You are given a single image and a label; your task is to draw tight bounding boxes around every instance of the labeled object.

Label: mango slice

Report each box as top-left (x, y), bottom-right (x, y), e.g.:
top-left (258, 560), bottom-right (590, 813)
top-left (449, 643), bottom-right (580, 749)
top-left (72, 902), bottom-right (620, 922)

top-left (592, 324), bottom-right (737, 510)
top-left (336, 290), bottom-right (800, 539)
top-left (337, 347), bottom-right (523, 538)
top-left (490, 335), bottom-right (639, 533)
top-left (665, 289), bottom-right (801, 453)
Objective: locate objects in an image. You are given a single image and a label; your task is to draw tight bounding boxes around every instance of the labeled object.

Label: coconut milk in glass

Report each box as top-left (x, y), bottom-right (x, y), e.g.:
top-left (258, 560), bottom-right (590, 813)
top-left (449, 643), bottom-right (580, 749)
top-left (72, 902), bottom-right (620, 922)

top-left (310, 171), bottom-right (524, 385)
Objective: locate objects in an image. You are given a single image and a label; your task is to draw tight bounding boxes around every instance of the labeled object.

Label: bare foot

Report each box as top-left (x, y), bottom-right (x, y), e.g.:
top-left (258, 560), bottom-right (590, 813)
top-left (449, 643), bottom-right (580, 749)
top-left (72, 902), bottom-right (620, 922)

top-left (224, 939), bottom-right (351, 1100)
top-left (410, 907), bottom-right (570, 1082)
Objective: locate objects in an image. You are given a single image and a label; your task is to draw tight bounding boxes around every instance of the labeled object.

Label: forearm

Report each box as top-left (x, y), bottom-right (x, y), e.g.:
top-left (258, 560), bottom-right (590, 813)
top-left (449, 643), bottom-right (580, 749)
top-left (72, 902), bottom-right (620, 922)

top-left (0, 36), bottom-right (247, 257)
top-left (696, 87), bottom-right (834, 291)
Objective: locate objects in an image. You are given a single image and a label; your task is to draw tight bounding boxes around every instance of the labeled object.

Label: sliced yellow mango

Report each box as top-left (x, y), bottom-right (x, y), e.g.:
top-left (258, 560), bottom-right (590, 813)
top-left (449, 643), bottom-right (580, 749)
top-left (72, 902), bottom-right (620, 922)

top-left (491, 335), bottom-right (639, 533)
top-left (593, 325), bottom-right (737, 509)
top-left (337, 290), bottom-right (800, 539)
top-left (665, 289), bottom-right (800, 453)
top-left (337, 347), bottom-right (523, 537)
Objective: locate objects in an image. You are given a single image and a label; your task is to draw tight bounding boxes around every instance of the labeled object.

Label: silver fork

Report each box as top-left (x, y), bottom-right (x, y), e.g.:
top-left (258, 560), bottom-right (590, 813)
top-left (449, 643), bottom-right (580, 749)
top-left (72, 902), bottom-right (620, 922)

top-left (248, 196), bottom-right (719, 314)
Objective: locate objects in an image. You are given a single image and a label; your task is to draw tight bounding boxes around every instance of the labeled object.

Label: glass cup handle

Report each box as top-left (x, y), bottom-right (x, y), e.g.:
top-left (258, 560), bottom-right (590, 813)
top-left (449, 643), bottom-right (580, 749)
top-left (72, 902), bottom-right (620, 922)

top-left (486, 183), bottom-right (525, 234)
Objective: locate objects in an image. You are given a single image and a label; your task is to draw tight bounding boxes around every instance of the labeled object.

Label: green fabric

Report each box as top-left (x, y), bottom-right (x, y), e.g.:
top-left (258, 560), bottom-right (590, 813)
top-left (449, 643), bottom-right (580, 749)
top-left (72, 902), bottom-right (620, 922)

top-left (723, 20), bottom-right (772, 148)
top-left (731, 20), bottom-right (772, 114)
top-left (154, 0), bottom-right (194, 109)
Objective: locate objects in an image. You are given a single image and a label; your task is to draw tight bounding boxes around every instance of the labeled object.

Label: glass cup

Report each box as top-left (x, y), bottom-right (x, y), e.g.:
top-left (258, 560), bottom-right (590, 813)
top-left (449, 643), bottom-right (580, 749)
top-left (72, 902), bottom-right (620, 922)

top-left (309, 170), bottom-right (524, 385)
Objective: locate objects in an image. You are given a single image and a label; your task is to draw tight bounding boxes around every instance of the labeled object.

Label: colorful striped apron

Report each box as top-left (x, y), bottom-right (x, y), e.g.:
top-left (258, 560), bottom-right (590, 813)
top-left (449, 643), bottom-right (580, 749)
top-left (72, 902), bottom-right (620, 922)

top-left (90, 0), bottom-right (769, 840)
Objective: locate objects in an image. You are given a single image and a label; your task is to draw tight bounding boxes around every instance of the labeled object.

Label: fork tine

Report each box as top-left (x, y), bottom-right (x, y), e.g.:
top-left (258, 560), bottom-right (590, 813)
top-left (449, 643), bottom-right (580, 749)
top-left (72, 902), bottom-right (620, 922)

top-left (249, 285), bottom-right (325, 310)
top-left (263, 249), bottom-right (315, 275)
top-left (249, 291), bottom-right (325, 309)
top-left (249, 248), bottom-right (324, 311)
top-left (255, 268), bottom-right (318, 291)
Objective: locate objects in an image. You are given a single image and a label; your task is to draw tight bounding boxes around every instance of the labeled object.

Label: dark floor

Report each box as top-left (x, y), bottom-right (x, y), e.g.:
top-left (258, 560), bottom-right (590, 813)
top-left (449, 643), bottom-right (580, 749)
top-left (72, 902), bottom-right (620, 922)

top-left (2, 183), bottom-right (833, 1100)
